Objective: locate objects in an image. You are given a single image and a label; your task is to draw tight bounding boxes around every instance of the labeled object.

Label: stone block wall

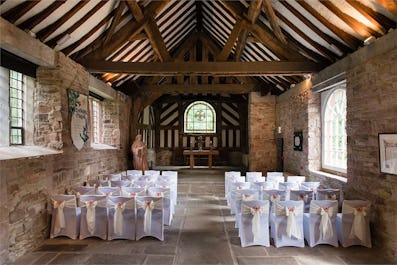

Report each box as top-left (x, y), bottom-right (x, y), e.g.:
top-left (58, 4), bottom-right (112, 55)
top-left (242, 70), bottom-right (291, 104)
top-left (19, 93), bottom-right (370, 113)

top-left (0, 53), bottom-right (131, 263)
top-left (344, 47), bottom-right (397, 260)
top-left (276, 31), bottom-right (397, 261)
top-left (248, 92), bottom-right (277, 173)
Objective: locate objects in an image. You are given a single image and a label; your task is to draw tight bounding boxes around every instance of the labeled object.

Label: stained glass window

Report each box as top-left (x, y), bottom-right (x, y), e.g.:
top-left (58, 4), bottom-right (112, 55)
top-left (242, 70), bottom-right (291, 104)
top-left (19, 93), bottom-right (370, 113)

top-left (184, 101), bottom-right (216, 133)
top-left (322, 88), bottom-right (347, 172)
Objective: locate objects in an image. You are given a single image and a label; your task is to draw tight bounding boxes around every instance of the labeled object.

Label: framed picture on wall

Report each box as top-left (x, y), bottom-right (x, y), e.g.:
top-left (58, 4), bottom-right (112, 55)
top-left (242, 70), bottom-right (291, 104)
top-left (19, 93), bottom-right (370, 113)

top-left (379, 133), bottom-right (397, 175)
top-left (293, 131), bottom-right (303, 151)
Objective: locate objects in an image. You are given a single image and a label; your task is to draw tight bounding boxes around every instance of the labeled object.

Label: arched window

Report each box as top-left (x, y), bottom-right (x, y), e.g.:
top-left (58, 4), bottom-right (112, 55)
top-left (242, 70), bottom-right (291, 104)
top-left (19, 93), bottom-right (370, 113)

top-left (184, 101), bottom-right (216, 133)
top-left (322, 87), bottom-right (347, 172)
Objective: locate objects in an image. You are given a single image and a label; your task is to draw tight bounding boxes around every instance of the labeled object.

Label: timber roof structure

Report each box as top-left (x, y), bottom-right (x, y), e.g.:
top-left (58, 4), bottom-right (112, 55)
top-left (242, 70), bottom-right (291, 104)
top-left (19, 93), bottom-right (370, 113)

top-left (1, 0), bottom-right (396, 95)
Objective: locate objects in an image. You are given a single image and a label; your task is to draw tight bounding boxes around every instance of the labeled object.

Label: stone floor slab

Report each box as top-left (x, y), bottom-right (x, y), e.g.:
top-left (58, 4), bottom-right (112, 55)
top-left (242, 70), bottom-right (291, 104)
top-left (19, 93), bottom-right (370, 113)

top-left (237, 256), bottom-right (299, 265)
top-left (143, 255), bottom-right (174, 265)
top-left (85, 254), bottom-right (146, 265)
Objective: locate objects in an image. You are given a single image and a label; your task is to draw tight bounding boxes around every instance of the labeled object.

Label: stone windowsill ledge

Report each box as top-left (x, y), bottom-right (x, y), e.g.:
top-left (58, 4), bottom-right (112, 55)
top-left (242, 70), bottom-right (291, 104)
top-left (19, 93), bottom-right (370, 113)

top-left (91, 143), bottom-right (118, 150)
top-left (310, 170), bottom-right (348, 183)
top-left (0, 145), bottom-right (62, 161)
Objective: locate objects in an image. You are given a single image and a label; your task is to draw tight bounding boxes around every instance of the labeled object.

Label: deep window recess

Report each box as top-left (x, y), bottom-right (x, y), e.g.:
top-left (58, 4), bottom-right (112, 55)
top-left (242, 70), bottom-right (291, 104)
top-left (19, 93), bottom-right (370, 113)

top-left (90, 98), bottom-right (101, 144)
top-left (322, 87), bottom-right (347, 173)
top-left (184, 101), bottom-right (216, 134)
top-left (9, 70), bottom-right (24, 145)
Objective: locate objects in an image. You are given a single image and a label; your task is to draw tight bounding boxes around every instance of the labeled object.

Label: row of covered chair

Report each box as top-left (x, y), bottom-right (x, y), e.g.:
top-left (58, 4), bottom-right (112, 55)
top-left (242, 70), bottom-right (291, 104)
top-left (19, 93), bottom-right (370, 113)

top-left (224, 171), bottom-right (371, 248)
top-left (50, 194), bottom-right (166, 241)
top-left (236, 199), bottom-right (371, 248)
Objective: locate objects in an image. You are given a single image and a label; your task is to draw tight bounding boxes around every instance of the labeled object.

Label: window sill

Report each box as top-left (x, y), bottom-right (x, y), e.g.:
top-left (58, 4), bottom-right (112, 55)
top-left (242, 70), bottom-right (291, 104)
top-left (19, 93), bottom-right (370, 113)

top-left (0, 146), bottom-right (62, 161)
top-left (91, 143), bottom-right (118, 150)
top-left (310, 170), bottom-right (348, 183)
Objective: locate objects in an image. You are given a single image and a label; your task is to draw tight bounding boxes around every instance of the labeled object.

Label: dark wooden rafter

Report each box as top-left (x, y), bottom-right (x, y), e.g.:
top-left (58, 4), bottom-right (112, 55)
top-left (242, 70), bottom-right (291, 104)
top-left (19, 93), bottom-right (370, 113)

top-left (62, 8), bottom-right (119, 56)
top-left (297, 1), bottom-right (361, 49)
top-left (279, 1), bottom-right (352, 55)
top-left (160, 102), bottom-right (175, 113)
top-left (18, 1), bottom-right (66, 30)
top-left (262, 0), bottom-right (287, 44)
top-left (234, 0), bottom-right (263, 61)
top-left (77, 1), bottom-right (169, 62)
top-left (46, 1), bottom-right (109, 48)
top-left (221, 105), bottom-right (239, 122)
top-left (216, 20), bottom-right (243, 61)
top-left (222, 0), bottom-right (306, 61)
top-left (139, 83), bottom-right (257, 95)
top-left (319, 0), bottom-right (382, 38)
top-left (160, 105), bottom-right (178, 124)
top-left (85, 61), bottom-right (322, 76)
top-left (375, 0), bottom-right (397, 17)
top-left (126, 0), bottom-right (172, 62)
top-left (196, 0), bottom-right (203, 31)
top-left (1, 0), bottom-right (41, 24)
top-left (347, 0), bottom-right (396, 31)
top-left (103, 1), bottom-right (126, 45)
top-left (275, 10), bottom-right (339, 62)
top-left (36, 1), bottom-right (90, 42)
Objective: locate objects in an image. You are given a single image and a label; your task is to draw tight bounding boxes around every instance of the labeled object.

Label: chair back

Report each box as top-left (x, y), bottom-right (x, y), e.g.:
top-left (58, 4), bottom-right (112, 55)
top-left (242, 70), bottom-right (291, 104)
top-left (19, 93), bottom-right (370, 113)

top-left (246, 172), bottom-right (264, 183)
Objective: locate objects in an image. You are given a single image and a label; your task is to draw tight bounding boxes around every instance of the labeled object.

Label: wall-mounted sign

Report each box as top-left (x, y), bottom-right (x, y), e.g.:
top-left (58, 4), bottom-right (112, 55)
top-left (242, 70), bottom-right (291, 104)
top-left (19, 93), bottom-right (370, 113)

top-left (294, 131), bottom-right (303, 151)
top-left (68, 90), bottom-right (89, 150)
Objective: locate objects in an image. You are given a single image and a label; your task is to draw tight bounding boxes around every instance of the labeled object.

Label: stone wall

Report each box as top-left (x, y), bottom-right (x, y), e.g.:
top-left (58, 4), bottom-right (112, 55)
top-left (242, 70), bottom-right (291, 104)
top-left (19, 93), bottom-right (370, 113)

top-left (276, 31), bottom-right (397, 261)
top-left (248, 92), bottom-right (277, 173)
top-left (0, 53), bottom-right (131, 263)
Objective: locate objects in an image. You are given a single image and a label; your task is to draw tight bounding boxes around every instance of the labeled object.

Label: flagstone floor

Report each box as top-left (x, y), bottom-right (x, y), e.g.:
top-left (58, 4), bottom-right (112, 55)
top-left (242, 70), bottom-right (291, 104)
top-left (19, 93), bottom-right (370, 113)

top-left (9, 168), bottom-right (394, 265)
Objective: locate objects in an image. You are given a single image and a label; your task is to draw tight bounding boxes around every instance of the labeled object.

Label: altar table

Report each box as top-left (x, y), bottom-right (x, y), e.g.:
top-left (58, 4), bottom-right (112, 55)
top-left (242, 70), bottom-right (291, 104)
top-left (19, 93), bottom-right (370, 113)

top-left (183, 149), bottom-right (220, 169)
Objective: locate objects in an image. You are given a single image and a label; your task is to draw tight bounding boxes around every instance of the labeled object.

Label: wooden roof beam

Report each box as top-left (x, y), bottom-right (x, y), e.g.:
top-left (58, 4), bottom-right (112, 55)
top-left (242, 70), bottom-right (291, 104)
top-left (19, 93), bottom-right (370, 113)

top-left (141, 83), bottom-right (257, 94)
top-left (36, 1), bottom-right (90, 42)
top-left (2, 1), bottom-right (41, 24)
top-left (46, 1), bottom-right (109, 48)
top-left (126, 0), bottom-right (172, 62)
top-left (85, 61), bottom-right (322, 76)
top-left (18, 1), bottom-right (66, 30)
top-left (346, 0), bottom-right (395, 32)
top-left (280, 1), bottom-right (352, 54)
top-left (319, 0), bottom-right (382, 38)
top-left (103, 1), bottom-right (126, 44)
top-left (216, 20), bottom-right (243, 61)
top-left (235, 0), bottom-right (263, 61)
top-left (222, 0), bottom-right (305, 61)
top-left (297, 1), bottom-right (361, 49)
top-left (375, 0), bottom-right (397, 17)
top-left (262, 0), bottom-right (286, 44)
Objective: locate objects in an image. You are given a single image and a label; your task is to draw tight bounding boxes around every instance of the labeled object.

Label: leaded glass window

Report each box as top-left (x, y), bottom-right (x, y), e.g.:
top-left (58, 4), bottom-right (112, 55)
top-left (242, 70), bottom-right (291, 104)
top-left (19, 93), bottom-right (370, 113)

top-left (322, 88), bottom-right (347, 172)
top-left (184, 101), bottom-right (216, 133)
top-left (9, 70), bottom-right (23, 145)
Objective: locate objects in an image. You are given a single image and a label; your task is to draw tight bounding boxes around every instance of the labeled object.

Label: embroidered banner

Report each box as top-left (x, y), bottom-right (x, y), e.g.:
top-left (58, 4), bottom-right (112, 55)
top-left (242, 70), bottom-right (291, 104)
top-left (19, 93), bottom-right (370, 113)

top-left (68, 90), bottom-right (89, 150)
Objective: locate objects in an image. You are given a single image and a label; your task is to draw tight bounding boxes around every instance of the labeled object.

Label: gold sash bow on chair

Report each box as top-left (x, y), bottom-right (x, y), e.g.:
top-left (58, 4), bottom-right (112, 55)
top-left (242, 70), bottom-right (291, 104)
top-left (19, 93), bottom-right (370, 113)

top-left (343, 204), bottom-right (369, 242)
top-left (275, 203), bottom-right (304, 239)
top-left (310, 203), bottom-right (337, 240)
top-left (137, 199), bottom-right (163, 235)
top-left (242, 204), bottom-right (268, 243)
top-left (52, 198), bottom-right (75, 234)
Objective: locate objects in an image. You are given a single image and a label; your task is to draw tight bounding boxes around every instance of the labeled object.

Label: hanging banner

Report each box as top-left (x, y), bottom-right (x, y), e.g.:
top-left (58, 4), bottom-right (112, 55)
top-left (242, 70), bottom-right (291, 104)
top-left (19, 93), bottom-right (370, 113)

top-left (68, 90), bottom-right (89, 150)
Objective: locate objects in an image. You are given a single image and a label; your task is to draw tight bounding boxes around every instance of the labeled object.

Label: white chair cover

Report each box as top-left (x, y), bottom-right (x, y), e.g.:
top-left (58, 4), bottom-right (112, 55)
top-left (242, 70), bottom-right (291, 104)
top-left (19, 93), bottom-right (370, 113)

top-left (228, 181), bottom-right (251, 208)
top-left (290, 190), bottom-right (315, 213)
top-left (230, 189), bottom-right (259, 227)
top-left (303, 200), bottom-right (339, 247)
top-left (287, 176), bottom-right (306, 185)
top-left (278, 182), bottom-right (300, 200)
top-left (160, 170), bottom-right (178, 207)
top-left (73, 186), bottom-right (96, 196)
top-left (50, 195), bottom-right (80, 239)
top-left (225, 171), bottom-right (242, 200)
top-left (138, 175), bottom-right (158, 183)
top-left (155, 179), bottom-right (176, 215)
top-left (144, 170), bottom-right (161, 177)
top-left (262, 189), bottom-right (286, 214)
top-left (127, 170), bottom-right (143, 176)
top-left (239, 200), bottom-right (270, 247)
top-left (300, 182), bottom-right (321, 195)
top-left (317, 188), bottom-right (342, 208)
top-left (133, 180), bottom-right (153, 192)
top-left (245, 172), bottom-right (264, 183)
top-left (106, 196), bottom-right (135, 240)
top-left (337, 200), bottom-right (371, 248)
top-left (110, 180), bottom-right (131, 188)
top-left (97, 186), bottom-right (120, 196)
top-left (108, 173), bottom-right (122, 181)
top-left (121, 186), bottom-right (146, 197)
top-left (270, 200), bottom-right (305, 248)
top-left (148, 187), bottom-right (173, 225)
top-left (266, 174), bottom-right (285, 189)
top-left (79, 195), bottom-right (108, 240)
top-left (136, 196), bottom-right (164, 241)
top-left (99, 180), bottom-right (110, 187)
